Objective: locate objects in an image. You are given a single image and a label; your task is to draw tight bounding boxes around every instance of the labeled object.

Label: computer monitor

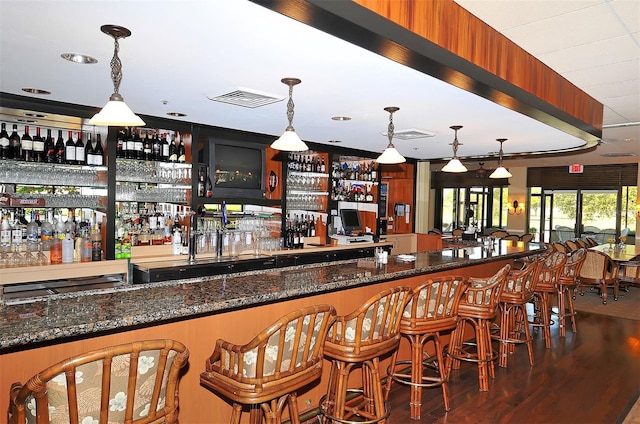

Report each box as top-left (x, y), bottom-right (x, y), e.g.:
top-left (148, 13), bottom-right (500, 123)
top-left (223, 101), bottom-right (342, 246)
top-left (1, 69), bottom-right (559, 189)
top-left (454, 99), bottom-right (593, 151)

top-left (340, 209), bottom-right (362, 235)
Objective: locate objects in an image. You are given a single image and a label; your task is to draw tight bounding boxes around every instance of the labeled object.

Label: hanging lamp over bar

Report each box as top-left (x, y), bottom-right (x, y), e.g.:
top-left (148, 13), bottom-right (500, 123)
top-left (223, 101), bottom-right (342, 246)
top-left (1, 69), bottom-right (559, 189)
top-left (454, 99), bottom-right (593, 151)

top-left (442, 125), bottom-right (467, 172)
top-left (89, 25), bottom-right (145, 127)
top-left (376, 106), bottom-right (406, 164)
top-left (271, 77), bottom-right (308, 152)
top-left (489, 138), bottom-right (512, 178)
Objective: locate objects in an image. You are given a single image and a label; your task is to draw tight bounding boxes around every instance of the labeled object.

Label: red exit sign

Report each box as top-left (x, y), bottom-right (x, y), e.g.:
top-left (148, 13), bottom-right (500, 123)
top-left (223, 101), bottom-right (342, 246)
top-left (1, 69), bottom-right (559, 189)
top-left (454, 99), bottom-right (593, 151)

top-left (569, 164), bottom-right (584, 174)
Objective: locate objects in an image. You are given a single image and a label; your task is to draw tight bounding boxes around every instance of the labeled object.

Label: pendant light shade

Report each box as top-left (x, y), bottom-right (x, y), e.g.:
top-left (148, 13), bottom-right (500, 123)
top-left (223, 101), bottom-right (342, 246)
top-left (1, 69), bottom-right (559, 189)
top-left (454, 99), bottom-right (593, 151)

top-left (271, 78), bottom-right (308, 152)
top-left (375, 106), bottom-right (405, 164)
top-left (89, 25), bottom-right (145, 127)
top-left (489, 138), bottom-right (512, 178)
top-left (442, 125), bottom-right (467, 172)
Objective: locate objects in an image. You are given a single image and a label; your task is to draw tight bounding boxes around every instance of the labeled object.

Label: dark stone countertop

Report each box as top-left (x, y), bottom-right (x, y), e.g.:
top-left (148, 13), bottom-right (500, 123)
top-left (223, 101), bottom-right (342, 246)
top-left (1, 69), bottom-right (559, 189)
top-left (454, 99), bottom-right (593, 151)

top-left (0, 242), bottom-right (543, 352)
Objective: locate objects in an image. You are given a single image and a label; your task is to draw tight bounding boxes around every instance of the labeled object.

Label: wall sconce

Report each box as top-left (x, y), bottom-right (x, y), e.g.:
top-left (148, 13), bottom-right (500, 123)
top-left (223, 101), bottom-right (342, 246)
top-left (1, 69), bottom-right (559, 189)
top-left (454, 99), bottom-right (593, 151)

top-left (508, 200), bottom-right (524, 215)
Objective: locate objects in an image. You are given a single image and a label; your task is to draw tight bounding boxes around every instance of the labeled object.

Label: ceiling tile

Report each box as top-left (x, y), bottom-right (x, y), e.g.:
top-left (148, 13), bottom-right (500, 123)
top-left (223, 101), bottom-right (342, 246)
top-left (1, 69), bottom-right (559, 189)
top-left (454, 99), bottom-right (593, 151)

top-left (602, 94), bottom-right (640, 121)
top-left (609, 0), bottom-right (640, 33)
top-left (563, 59), bottom-right (639, 87)
top-left (584, 79), bottom-right (640, 102)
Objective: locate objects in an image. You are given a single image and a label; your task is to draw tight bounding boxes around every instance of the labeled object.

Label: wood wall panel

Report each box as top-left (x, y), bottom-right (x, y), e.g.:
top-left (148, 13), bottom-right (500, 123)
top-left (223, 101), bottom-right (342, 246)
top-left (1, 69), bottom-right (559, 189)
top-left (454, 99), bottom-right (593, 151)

top-left (353, 0), bottom-right (602, 130)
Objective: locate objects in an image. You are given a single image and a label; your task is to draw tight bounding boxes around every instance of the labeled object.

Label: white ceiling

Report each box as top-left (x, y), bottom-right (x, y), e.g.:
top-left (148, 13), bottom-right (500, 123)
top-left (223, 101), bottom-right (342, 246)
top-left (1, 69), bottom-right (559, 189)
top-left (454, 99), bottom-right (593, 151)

top-left (0, 0), bottom-right (637, 169)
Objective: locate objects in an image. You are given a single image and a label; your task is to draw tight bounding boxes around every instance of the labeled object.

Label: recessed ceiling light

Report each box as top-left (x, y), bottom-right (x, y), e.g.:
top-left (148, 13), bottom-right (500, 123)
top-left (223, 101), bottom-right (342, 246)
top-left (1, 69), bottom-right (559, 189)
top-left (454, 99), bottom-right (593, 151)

top-left (167, 112), bottom-right (187, 117)
top-left (331, 116), bottom-right (351, 121)
top-left (22, 88), bottom-right (51, 95)
top-left (24, 112), bottom-right (46, 118)
top-left (61, 53), bottom-right (98, 64)
top-left (328, 139), bottom-right (342, 143)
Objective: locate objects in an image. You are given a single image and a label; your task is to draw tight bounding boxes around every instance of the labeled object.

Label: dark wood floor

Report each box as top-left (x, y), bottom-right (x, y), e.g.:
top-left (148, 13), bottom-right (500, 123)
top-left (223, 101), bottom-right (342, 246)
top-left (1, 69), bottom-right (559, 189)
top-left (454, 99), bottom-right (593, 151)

top-left (385, 310), bottom-right (640, 424)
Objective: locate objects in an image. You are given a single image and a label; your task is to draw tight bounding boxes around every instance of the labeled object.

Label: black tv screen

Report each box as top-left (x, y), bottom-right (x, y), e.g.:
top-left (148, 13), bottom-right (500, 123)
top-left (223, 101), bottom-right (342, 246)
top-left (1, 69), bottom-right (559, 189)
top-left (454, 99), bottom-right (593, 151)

top-left (209, 140), bottom-right (265, 199)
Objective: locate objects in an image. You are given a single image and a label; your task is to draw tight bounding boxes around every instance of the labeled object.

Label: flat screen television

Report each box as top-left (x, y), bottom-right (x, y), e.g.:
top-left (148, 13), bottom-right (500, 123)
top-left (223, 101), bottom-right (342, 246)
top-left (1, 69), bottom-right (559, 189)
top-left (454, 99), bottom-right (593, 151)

top-left (340, 209), bottom-right (362, 235)
top-left (208, 139), bottom-right (266, 199)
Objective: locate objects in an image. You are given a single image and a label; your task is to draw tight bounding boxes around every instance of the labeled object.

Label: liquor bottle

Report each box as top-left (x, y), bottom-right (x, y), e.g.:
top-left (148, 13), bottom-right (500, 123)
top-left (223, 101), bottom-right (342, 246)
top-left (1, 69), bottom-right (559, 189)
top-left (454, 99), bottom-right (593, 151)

top-left (0, 123), bottom-right (10, 159)
top-left (81, 228), bottom-right (92, 262)
top-left (197, 169), bottom-right (205, 197)
top-left (65, 130), bottom-right (76, 164)
top-left (143, 132), bottom-right (152, 161)
top-left (160, 133), bottom-right (169, 162)
top-left (32, 127), bottom-right (45, 162)
top-left (75, 131), bottom-right (86, 165)
top-left (94, 134), bottom-right (104, 166)
top-left (370, 161), bottom-right (377, 181)
top-left (86, 133), bottom-right (95, 166)
top-left (54, 130), bottom-right (65, 164)
top-left (133, 129), bottom-right (143, 160)
top-left (0, 213), bottom-right (12, 245)
top-left (205, 172), bottom-right (213, 198)
top-left (320, 157), bottom-right (326, 173)
top-left (9, 124), bottom-right (20, 160)
top-left (168, 134), bottom-right (178, 162)
top-left (116, 129), bottom-right (125, 158)
top-left (44, 128), bottom-right (55, 163)
top-left (91, 223), bottom-right (102, 261)
top-left (21, 126), bottom-right (33, 162)
top-left (177, 134), bottom-right (186, 163)
top-left (61, 230), bottom-right (74, 263)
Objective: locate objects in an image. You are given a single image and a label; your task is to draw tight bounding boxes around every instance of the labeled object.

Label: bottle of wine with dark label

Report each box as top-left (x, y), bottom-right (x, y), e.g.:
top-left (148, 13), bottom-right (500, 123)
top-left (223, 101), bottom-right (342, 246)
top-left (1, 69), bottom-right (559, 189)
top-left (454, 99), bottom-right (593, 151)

top-left (85, 133), bottom-right (95, 166)
top-left (9, 124), bottom-right (20, 160)
top-left (54, 130), bottom-right (65, 163)
top-left (94, 134), bottom-right (104, 166)
top-left (44, 128), bottom-right (55, 163)
top-left (75, 131), bottom-right (86, 165)
top-left (177, 134), bottom-right (186, 163)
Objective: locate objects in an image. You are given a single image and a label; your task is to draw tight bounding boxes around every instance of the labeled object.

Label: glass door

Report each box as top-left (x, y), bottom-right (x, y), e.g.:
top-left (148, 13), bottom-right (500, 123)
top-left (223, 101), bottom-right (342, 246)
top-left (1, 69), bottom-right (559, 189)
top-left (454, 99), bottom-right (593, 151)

top-left (580, 190), bottom-right (618, 244)
top-left (545, 190), bottom-right (578, 242)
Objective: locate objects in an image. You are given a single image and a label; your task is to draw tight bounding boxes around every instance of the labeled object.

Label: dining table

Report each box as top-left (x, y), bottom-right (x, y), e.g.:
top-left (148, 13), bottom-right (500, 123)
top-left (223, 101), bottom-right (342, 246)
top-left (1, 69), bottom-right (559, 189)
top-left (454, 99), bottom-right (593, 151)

top-left (590, 244), bottom-right (640, 262)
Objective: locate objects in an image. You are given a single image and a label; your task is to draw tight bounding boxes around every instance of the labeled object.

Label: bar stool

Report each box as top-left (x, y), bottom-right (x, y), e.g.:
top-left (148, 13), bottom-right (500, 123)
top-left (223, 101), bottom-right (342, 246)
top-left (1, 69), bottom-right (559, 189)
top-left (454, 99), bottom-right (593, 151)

top-left (530, 251), bottom-right (568, 349)
top-left (8, 339), bottom-right (189, 424)
top-left (557, 248), bottom-right (586, 337)
top-left (493, 259), bottom-right (542, 368)
top-left (447, 265), bottom-right (510, 391)
top-left (385, 276), bottom-right (467, 419)
top-left (320, 286), bottom-right (412, 424)
top-left (200, 305), bottom-right (336, 424)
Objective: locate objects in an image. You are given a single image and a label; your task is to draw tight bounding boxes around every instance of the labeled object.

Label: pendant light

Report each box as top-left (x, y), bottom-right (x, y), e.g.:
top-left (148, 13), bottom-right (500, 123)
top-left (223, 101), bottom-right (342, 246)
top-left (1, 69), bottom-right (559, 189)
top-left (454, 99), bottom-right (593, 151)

top-left (271, 77), bottom-right (308, 152)
top-left (89, 25), bottom-right (145, 127)
top-left (376, 106), bottom-right (406, 164)
top-left (442, 125), bottom-right (467, 173)
top-left (489, 138), bottom-right (512, 178)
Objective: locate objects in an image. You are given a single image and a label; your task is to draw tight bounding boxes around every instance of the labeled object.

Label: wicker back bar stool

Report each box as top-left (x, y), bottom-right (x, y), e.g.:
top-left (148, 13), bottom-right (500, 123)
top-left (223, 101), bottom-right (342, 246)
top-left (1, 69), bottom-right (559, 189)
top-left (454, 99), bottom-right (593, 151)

top-left (320, 286), bottom-right (412, 424)
top-left (530, 251), bottom-right (568, 349)
top-left (384, 276), bottom-right (467, 419)
top-left (200, 305), bottom-right (336, 424)
top-left (493, 259), bottom-right (543, 368)
top-left (446, 265), bottom-right (510, 391)
top-left (8, 339), bottom-right (189, 424)
top-left (557, 248), bottom-right (587, 337)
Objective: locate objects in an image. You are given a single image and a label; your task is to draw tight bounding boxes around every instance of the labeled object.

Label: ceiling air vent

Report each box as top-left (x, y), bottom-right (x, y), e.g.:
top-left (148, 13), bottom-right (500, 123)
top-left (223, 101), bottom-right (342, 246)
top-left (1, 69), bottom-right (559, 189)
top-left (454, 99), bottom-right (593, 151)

top-left (207, 87), bottom-right (284, 108)
top-left (381, 128), bottom-right (436, 140)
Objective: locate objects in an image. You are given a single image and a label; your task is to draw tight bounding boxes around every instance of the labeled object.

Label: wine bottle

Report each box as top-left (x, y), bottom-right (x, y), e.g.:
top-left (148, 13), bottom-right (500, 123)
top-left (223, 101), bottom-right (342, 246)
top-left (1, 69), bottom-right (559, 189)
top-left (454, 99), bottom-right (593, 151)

top-left (9, 124), bottom-right (20, 160)
top-left (91, 223), bottom-right (102, 261)
top-left (54, 130), bottom-right (65, 164)
top-left (133, 129), bottom-right (143, 160)
top-left (151, 130), bottom-right (160, 161)
top-left (94, 134), bottom-right (104, 166)
top-left (32, 127), bottom-right (45, 162)
top-left (197, 169), bottom-right (205, 197)
top-left (44, 128), bottom-right (55, 163)
top-left (116, 129), bottom-right (125, 158)
top-left (125, 127), bottom-right (135, 159)
top-left (177, 134), bottom-right (186, 163)
top-left (205, 173), bottom-right (213, 198)
top-left (65, 130), bottom-right (76, 164)
top-left (21, 126), bottom-right (33, 162)
top-left (75, 131), bottom-right (86, 165)
top-left (143, 132), bottom-right (152, 161)
top-left (160, 133), bottom-right (169, 162)
top-left (85, 133), bottom-right (95, 166)
top-left (168, 134), bottom-right (177, 162)
top-left (0, 123), bottom-right (10, 159)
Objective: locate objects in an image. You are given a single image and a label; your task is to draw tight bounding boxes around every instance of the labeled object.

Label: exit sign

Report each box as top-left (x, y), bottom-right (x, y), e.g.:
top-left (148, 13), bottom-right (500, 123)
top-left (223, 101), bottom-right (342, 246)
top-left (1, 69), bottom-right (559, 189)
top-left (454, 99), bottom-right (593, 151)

top-left (569, 164), bottom-right (584, 174)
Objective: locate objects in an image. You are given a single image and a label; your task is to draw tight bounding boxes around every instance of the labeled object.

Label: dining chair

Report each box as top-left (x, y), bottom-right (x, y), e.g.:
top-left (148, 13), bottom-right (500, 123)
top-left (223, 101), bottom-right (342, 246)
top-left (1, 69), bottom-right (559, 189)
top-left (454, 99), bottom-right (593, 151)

top-left (578, 250), bottom-right (620, 304)
top-left (8, 339), bottom-right (189, 424)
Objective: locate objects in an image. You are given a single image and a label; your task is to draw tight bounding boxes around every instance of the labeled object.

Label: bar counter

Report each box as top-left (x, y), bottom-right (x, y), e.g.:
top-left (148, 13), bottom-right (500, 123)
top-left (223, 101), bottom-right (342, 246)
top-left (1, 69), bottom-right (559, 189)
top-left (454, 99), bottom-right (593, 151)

top-left (0, 241), bottom-right (543, 423)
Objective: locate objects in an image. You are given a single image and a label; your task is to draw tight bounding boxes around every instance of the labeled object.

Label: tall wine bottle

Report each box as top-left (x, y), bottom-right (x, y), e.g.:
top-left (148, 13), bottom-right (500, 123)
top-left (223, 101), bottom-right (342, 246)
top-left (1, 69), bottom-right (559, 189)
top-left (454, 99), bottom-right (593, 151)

top-left (44, 128), bottom-right (55, 163)
top-left (9, 124), bottom-right (20, 160)
top-left (75, 131), bottom-right (86, 165)
top-left (94, 134), bottom-right (104, 166)
top-left (54, 130), bottom-right (65, 164)
top-left (177, 134), bottom-right (186, 163)
top-left (85, 133), bottom-right (95, 166)
top-left (21, 126), bottom-right (33, 162)
top-left (64, 130), bottom-right (76, 164)
top-left (160, 133), bottom-right (169, 162)
top-left (0, 123), bottom-right (9, 159)
top-left (32, 127), bottom-right (45, 162)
